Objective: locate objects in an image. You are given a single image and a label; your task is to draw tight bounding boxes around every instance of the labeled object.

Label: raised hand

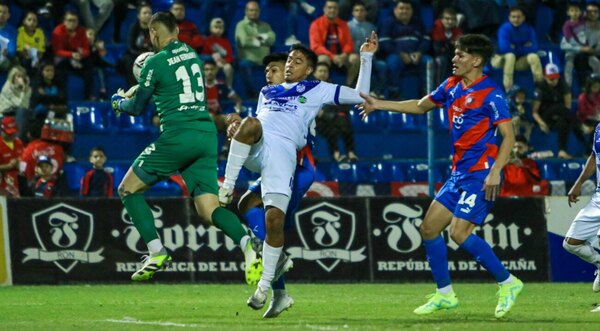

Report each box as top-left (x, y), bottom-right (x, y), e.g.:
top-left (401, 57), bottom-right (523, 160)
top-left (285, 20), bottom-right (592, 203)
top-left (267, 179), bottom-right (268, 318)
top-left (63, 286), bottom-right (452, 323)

top-left (358, 92), bottom-right (378, 120)
top-left (360, 31), bottom-right (379, 54)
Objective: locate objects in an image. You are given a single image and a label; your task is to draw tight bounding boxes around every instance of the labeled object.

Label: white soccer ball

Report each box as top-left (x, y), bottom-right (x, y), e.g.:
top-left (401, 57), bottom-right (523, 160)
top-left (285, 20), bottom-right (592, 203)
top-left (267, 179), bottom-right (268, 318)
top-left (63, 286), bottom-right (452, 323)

top-left (132, 51), bottom-right (155, 81)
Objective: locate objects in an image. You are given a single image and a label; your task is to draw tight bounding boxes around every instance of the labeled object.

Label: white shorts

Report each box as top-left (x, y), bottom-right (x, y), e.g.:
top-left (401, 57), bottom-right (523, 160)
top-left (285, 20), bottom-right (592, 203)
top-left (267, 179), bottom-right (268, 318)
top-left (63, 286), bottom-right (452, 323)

top-left (244, 132), bottom-right (296, 208)
top-left (566, 192), bottom-right (600, 241)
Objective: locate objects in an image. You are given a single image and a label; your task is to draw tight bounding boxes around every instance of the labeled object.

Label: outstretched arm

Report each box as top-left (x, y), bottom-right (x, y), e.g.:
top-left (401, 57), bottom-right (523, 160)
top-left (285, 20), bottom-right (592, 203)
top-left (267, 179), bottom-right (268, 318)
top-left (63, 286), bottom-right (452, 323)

top-left (335, 32), bottom-right (378, 105)
top-left (112, 85), bottom-right (152, 116)
top-left (358, 93), bottom-right (436, 119)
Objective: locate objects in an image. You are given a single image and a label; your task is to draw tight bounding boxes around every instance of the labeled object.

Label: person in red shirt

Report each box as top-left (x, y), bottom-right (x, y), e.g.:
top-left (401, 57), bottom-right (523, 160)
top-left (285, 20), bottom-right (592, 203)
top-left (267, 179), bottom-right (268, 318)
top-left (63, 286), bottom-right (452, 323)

top-left (577, 74), bottom-right (600, 140)
top-left (51, 11), bottom-right (93, 100)
top-left (201, 18), bottom-right (235, 88)
top-left (431, 7), bottom-right (463, 86)
top-left (170, 0), bottom-right (204, 52)
top-left (500, 135), bottom-right (549, 197)
top-left (20, 121), bottom-right (64, 184)
top-left (309, 0), bottom-right (359, 85)
top-left (0, 116), bottom-right (24, 197)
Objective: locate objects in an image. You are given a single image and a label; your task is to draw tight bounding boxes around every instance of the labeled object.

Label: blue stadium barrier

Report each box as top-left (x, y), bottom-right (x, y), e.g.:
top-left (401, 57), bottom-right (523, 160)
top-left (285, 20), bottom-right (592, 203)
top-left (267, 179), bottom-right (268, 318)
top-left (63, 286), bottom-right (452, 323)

top-left (67, 74), bottom-right (85, 101)
top-left (330, 162), bottom-right (359, 183)
top-left (349, 108), bottom-right (386, 133)
top-left (559, 160), bottom-right (585, 186)
top-left (406, 162), bottom-right (442, 182)
top-left (388, 112), bottom-right (419, 132)
top-left (105, 163), bottom-right (127, 189)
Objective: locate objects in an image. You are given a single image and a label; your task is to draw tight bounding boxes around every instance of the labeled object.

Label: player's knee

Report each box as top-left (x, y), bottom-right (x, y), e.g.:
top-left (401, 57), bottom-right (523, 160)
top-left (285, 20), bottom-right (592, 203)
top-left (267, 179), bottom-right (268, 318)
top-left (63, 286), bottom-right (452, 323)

top-left (563, 240), bottom-right (583, 254)
top-left (419, 222), bottom-right (438, 240)
top-left (236, 117), bottom-right (262, 140)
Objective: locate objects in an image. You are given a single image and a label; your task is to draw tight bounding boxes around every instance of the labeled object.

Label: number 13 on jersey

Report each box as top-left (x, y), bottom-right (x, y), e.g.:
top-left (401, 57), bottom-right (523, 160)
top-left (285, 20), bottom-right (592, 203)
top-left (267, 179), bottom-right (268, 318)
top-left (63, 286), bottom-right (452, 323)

top-left (175, 63), bottom-right (205, 104)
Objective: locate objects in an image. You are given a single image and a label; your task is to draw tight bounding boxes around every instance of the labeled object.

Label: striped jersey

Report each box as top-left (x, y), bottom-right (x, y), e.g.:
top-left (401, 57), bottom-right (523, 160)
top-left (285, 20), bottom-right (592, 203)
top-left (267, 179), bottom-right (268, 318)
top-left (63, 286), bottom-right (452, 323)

top-left (429, 75), bottom-right (511, 176)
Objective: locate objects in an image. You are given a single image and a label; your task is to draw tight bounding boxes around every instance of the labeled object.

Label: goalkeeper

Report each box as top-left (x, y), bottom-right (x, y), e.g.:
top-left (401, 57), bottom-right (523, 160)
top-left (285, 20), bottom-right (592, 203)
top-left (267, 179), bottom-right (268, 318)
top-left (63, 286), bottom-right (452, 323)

top-left (111, 11), bottom-right (259, 283)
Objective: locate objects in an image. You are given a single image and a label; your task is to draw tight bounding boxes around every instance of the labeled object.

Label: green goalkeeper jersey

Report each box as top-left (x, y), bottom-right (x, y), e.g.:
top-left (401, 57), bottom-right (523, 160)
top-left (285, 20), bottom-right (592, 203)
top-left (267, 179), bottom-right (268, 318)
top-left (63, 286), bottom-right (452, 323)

top-left (138, 40), bottom-right (215, 133)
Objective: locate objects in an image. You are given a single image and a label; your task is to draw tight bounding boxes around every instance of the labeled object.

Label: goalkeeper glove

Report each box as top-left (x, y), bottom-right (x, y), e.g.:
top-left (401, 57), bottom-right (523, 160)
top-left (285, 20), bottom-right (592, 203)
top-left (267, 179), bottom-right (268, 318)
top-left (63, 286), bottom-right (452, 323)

top-left (111, 94), bottom-right (125, 113)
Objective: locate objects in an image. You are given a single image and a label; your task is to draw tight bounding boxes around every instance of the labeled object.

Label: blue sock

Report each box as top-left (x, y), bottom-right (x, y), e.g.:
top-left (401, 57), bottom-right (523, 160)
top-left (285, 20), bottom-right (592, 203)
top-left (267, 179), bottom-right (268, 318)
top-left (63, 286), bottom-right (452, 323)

top-left (272, 275), bottom-right (286, 290)
top-left (424, 236), bottom-right (451, 289)
top-left (244, 207), bottom-right (265, 240)
top-left (460, 234), bottom-right (510, 283)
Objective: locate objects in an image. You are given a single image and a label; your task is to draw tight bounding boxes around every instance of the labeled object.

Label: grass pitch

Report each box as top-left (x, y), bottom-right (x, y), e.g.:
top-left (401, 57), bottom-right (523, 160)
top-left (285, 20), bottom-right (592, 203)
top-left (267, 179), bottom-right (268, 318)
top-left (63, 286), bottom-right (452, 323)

top-left (1, 283), bottom-right (599, 330)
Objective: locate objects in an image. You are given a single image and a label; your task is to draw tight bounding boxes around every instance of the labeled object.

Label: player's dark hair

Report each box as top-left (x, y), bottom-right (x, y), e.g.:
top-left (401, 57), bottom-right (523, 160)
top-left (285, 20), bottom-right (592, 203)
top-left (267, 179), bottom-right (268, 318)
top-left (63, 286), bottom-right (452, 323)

top-left (455, 34), bottom-right (493, 65)
top-left (89, 146), bottom-right (106, 156)
top-left (149, 12), bottom-right (178, 33)
top-left (138, 2), bottom-right (151, 13)
top-left (289, 44), bottom-right (318, 70)
top-left (441, 7), bottom-right (457, 17)
top-left (262, 53), bottom-right (288, 66)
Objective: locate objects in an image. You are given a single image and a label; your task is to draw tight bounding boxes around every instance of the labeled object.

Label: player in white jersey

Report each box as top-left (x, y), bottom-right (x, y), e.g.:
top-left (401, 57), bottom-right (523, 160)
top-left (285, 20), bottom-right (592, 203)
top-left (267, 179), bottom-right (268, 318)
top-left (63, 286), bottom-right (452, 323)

top-left (219, 33), bottom-right (378, 311)
top-left (564, 123), bottom-right (600, 296)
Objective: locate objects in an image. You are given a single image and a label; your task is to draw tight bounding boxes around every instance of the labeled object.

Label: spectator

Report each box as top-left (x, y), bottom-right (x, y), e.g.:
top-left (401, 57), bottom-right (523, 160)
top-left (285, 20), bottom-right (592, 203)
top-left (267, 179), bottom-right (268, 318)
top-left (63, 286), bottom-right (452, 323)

top-left (560, 3), bottom-right (587, 87)
top-left (263, 0), bottom-right (316, 46)
top-left (16, 11), bottom-right (45, 74)
top-left (119, 2), bottom-right (152, 87)
top-left (73, 0), bottom-right (114, 32)
top-left (577, 73), bottom-right (600, 139)
top-left (309, 0), bottom-right (359, 86)
top-left (201, 18), bottom-right (235, 89)
top-left (339, 0), bottom-right (379, 23)
top-left (500, 135), bottom-right (549, 197)
top-left (204, 59), bottom-right (242, 120)
top-left (507, 86), bottom-right (533, 140)
top-left (379, 0), bottom-right (430, 98)
top-left (20, 120), bottom-right (64, 183)
top-left (0, 116), bottom-right (23, 197)
top-left (0, 2), bottom-right (17, 73)
top-left (490, 6), bottom-right (543, 93)
top-left (80, 146), bottom-right (113, 197)
top-left (51, 11), bottom-right (93, 100)
top-left (199, 0), bottom-right (236, 35)
top-left (32, 154), bottom-right (68, 198)
top-left (431, 7), bottom-right (463, 86)
top-left (0, 65), bottom-right (31, 138)
top-left (313, 62), bottom-right (358, 162)
top-left (171, 0), bottom-right (204, 52)
top-left (532, 63), bottom-right (587, 159)
top-left (235, 0), bottom-right (276, 98)
top-left (347, 1), bottom-right (384, 96)
top-left (31, 62), bottom-right (68, 122)
top-left (86, 28), bottom-right (114, 100)
top-left (573, 2), bottom-right (600, 88)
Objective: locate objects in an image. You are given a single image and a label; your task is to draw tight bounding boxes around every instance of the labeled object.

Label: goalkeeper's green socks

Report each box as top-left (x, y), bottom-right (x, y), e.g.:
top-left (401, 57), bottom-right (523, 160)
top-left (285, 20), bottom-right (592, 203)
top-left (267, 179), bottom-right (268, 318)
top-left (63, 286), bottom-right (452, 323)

top-left (212, 207), bottom-right (247, 245)
top-left (121, 193), bottom-right (160, 244)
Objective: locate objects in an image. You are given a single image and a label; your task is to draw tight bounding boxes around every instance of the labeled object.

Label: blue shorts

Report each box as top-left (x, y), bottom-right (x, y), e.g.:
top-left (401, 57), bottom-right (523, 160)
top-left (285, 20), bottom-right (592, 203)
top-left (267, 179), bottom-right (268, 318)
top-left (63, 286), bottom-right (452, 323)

top-left (434, 171), bottom-right (497, 225)
top-left (248, 161), bottom-right (315, 231)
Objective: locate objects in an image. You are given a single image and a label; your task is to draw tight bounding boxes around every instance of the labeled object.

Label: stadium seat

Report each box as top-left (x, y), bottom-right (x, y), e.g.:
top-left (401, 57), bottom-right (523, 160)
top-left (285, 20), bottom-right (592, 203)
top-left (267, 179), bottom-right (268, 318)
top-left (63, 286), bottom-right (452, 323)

top-left (420, 4), bottom-right (434, 34)
top-left (118, 110), bottom-right (148, 133)
top-left (349, 108), bottom-right (387, 133)
top-left (152, 0), bottom-right (174, 12)
top-left (400, 74), bottom-right (421, 100)
top-left (70, 101), bottom-right (107, 133)
top-left (67, 74), bottom-right (85, 101)
top-left (330, 162), bottom-right (359, 183)
top-left (104, 164), bottom-right (127, 189)
top-left (536, 160), bottom-right (559, 181)
top-left (63, 163), bottom-right (88, 191)
top-left (406, 163), bottom-right (442, 182)
top-left (432, 107), bottom-right (450, 131)
top-left (388, 113), bottom-right (418, 132)
top-left (559, 160), bottom-right (585, 185)
top-left (146, 179), bottom-right (183, 197)
top-left (534, 4), bottom-right (554, 44)
top-left (370, 162), bottom-right (393, 184)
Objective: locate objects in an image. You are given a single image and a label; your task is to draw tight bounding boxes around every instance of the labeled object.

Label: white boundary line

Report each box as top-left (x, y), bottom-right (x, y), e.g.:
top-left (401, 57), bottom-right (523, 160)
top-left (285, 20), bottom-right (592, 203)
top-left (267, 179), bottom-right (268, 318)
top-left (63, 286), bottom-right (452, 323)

top-left (102, 318), bottom-right (204, 328)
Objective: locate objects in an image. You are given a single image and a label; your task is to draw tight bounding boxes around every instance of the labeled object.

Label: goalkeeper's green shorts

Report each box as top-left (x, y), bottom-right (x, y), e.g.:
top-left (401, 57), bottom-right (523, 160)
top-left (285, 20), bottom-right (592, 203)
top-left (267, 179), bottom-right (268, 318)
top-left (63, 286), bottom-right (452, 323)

top-left (131, 129), bottom-right (219, 197)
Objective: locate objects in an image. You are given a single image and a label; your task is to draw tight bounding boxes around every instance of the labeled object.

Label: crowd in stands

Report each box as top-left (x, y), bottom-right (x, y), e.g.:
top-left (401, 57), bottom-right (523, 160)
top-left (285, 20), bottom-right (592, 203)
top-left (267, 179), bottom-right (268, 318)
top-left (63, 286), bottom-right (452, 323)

top-left (0, 0), bottom-right (599, 199)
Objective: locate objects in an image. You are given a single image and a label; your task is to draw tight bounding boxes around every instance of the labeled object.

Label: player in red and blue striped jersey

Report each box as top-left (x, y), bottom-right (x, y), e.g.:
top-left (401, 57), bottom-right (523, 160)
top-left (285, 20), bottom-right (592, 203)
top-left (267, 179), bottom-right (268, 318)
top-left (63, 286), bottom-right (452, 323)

top-left (360, 34), bottom-right (522, 318)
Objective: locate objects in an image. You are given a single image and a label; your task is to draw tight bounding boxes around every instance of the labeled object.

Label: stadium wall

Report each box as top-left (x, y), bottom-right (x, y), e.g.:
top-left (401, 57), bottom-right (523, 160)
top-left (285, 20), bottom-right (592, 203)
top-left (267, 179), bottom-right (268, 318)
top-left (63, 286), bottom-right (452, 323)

top-left (2, 197), bottom-right (563, 284)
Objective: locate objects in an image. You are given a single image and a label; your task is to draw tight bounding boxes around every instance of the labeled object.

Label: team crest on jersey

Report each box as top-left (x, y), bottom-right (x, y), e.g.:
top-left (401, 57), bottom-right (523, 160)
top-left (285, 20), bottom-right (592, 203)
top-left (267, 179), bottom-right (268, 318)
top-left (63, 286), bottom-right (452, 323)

top-left (299, 96), bottom-right (307, 103)
top-left (466, 95), bottom-right (474, 106)
top-left (296, 84), bottom-right (306, 93)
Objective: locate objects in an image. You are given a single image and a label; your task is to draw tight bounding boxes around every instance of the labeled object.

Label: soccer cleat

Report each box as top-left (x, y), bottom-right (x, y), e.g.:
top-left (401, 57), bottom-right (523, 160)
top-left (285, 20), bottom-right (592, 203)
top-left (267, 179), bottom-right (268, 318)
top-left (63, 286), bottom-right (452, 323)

top-left (263, 292), bottom-right (294, 318)
top-left (495, 277), bottom-right (524, 318)
top-left (594, 269), bottom-right (600, 292)
top-left (273, 252), bottom-right (293, 282)
top-left (247, 286), bottom-right (268, 310)
top-left (244, 239), bottom-right (262, 285)
top-left (413, 291), bottom-right (458, 315)
top-left (591, 304), bottom-right (600, 313)
top-left (131, 249), bottom-right (172, 281)
top-left (218, 185), bottom-right (234, 206)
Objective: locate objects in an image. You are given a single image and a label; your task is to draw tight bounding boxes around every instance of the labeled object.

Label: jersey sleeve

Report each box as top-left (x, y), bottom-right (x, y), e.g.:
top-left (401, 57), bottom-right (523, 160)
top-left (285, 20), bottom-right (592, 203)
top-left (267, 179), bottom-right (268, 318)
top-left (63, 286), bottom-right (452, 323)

top-left (138, 55), bottom-right (158, 91)
top-left (319, 81), bottom-right (364, 105)
top-left (488, 90), bottom-right (512, 125)
top-left (428, 79), bottom-right (449, 107)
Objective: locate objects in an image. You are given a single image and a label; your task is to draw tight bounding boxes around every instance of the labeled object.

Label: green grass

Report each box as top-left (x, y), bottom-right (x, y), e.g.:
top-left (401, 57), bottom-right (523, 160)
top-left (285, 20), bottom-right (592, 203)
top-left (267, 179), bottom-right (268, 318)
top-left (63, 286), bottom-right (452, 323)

top-left (0, 283), bottom-right (599, 330)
